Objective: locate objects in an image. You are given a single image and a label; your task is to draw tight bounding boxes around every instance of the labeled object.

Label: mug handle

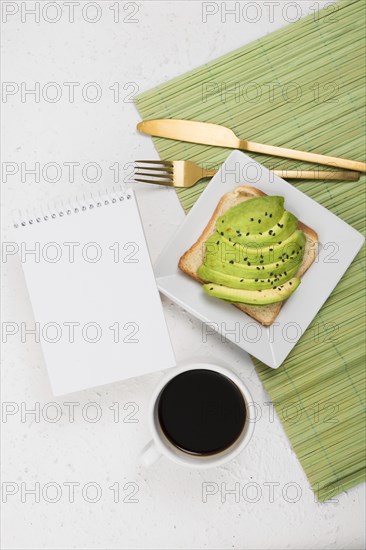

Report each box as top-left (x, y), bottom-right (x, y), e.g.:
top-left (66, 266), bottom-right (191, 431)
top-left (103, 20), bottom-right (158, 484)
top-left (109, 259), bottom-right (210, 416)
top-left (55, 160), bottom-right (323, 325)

top-left (139, 441), bottom-right (161, 467)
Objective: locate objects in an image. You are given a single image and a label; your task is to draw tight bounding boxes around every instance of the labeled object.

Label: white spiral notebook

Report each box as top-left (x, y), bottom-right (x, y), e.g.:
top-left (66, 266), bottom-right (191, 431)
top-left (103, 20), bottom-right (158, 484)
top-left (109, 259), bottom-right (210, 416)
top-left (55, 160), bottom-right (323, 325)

top-left (14, 189), bottom-right (176, 395)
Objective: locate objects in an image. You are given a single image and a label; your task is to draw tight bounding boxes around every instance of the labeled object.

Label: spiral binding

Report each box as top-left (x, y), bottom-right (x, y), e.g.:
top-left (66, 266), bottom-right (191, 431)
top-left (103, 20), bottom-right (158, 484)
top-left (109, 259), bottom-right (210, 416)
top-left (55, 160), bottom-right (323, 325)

top-left (13, 189), bottom-right (132, 229)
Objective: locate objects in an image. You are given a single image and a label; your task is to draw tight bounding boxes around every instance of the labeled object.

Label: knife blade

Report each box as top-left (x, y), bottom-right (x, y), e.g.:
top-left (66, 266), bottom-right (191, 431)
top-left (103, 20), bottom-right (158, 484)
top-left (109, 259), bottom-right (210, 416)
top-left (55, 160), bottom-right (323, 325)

top-left (137, 119), bottom-right (240, 149)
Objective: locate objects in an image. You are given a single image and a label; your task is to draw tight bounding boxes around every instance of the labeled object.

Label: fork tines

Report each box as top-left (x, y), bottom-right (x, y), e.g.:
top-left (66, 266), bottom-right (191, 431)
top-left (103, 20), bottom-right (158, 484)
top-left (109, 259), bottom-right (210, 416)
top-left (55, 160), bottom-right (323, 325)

top-left (134, 160), bottom-right (174, 186)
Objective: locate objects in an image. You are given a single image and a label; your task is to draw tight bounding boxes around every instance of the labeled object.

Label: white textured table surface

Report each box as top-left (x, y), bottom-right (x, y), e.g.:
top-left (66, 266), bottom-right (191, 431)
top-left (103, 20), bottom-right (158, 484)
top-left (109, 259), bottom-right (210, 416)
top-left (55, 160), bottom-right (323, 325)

top-left (2, 2), bottom-right (365, 549)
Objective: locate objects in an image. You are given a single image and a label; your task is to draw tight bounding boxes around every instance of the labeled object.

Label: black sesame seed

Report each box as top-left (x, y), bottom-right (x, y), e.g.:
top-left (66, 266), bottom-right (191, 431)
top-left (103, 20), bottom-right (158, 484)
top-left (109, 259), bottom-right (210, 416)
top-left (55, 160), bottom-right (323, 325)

top-left (210, 287), bottom-right (214, 290)
top-left (278, 241), bottom-right (282, 245)
top-left (258, 219), bottom-right (261, 224)
top-left (216, 240), bottom-right (219, 245)
top-left (262, 267), bottom-right (264, 270)
top-left (255, 279), bottom-right (258, 282)
top-left (267, 279), bottom-right (270, 282)
top-left (276, 263), bottom-right (279, 267)
top-left (229, 238), bottom-right (232, 242)
top-left (246, 232), bottom-right (250, 236)
top-left (257, 267), bottom-right (260, 270)
top-left (272, 233), bottom-right (276, 237)
top-left (270, 272), bottom-right (273, 276)
top-left (289, 282), bottom-right (292, 285)
top-left (265, 212), bottom-right (268, 216)
top-left (261, 280), bottom-right (264, 283)
top-left (220, 232), bottom-right (224, 236)
top-left (269, 214), bottom-right (272, 218)
top-left (240, 279), bottom-right (243, 282)
top-left (284, 272), bottom-right (287, 275)
top-left (259, 232), bottom-right (263, 235)
top-left (247, 262), bottom-right (251, 266)
top-left (244, 257), bottom-right (248, 261)
top-left (292, 250), bottom-right (295, 255)
top-left (269, 248), bottom-right (273, 252)
top-left (300, 246), bottom-right (303, 250)
top-left (229, 260), bottom-right (234, 264)
top-left (286, 254), bottom-right (289, 259)
top-left (268, 230), bottom-right (273, 235)
top-left (260, 260), bottom-right (264, 264)
top-left (222, 220), bottom-right (224, 223)
top-left (250, 218), bottom-right (254, 221)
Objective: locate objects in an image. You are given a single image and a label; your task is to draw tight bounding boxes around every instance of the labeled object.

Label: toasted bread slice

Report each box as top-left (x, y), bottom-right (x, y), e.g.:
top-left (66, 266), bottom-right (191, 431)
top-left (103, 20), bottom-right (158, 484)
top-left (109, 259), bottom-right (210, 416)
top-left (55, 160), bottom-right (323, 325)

top-left (178, 186), bottom-right (318, 326)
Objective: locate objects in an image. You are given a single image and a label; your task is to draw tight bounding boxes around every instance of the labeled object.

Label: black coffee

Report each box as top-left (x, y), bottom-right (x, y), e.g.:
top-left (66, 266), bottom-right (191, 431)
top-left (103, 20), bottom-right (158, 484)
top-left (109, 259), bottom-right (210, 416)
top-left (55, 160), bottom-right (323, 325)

top-left (157, 369), bottom-right (246, 456)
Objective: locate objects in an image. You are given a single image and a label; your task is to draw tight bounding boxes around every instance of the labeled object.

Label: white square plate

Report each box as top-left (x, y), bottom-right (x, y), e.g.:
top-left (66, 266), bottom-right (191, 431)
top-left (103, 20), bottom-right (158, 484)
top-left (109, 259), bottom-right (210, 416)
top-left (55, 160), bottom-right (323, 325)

top-left (154, 151), bottom-right (364, 368)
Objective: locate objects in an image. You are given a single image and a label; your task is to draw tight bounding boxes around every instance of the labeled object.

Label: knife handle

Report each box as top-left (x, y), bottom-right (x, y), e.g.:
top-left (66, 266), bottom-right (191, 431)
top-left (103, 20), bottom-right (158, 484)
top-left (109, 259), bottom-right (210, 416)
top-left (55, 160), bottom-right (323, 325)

top-left (242, 140), bottom-right (366, 173)
top-left (272, 170), bottom-right (360, 181)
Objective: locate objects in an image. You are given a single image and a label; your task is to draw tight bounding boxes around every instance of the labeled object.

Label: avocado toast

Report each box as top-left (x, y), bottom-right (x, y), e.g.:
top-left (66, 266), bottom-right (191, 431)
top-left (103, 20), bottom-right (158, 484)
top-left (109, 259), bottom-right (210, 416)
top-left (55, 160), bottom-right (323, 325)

top-left (178, 186), bottom-right (318, 326)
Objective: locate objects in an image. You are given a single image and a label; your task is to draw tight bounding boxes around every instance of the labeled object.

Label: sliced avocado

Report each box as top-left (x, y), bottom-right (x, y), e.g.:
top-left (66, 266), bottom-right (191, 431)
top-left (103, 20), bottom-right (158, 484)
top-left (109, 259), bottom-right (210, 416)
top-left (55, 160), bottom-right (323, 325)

top-left (202, 196), bottom-right (304, 306)
top-left (206, 229), bottom-right (306, 265)
top-left (217, 211), bottom-right (298, 247)
top-left (228, 211), bottom-right (298, 246)
top-left (198, 263), bottom-right (300, 290)
top-left (204, 246), bottom-right (304, 279)
top-left (216, 196), bottom-right (284, 239)
top-left (203, 278), bottom-right (301, 305)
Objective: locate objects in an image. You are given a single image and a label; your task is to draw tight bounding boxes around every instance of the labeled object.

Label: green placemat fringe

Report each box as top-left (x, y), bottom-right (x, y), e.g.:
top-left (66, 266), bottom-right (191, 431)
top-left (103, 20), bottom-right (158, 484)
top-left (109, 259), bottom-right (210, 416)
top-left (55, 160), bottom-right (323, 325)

top-left (135, 0), bottom-right (366, 501)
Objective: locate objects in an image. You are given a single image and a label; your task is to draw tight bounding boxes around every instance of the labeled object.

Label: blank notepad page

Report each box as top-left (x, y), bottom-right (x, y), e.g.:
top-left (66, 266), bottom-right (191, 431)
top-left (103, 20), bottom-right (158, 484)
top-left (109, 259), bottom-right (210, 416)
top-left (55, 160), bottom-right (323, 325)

top-left (14, 190), bottom-right (176, 395)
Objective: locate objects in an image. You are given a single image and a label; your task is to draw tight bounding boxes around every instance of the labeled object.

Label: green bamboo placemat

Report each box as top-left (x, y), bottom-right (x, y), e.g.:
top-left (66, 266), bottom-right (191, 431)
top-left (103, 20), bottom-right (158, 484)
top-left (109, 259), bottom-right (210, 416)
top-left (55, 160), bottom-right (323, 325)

top-left (135, 0), bottom-right (366, 501)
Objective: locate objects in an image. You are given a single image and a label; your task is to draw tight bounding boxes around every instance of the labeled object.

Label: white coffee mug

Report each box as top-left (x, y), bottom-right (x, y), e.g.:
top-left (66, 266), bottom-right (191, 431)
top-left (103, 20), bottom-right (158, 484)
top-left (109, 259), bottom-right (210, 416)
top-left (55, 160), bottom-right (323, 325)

top-left (140, 362), bottom-right (255, 469)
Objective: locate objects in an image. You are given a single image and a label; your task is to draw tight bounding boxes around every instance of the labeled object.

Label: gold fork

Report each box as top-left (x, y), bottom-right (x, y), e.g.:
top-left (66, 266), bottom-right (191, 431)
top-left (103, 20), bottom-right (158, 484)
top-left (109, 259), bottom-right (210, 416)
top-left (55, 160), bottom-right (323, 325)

top-left (134, 160), bottom-right (360, 188)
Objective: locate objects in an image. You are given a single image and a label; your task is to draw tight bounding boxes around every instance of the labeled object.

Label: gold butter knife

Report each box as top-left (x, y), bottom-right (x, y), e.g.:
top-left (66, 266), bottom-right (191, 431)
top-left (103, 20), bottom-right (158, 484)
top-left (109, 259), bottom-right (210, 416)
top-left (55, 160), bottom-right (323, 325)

top-left (137, 119), bottom-right (366, 173)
